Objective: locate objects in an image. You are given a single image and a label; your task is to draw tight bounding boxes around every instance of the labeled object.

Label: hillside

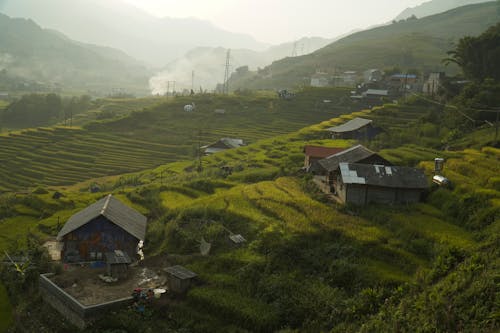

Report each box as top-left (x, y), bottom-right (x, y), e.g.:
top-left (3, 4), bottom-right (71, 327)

top-left (229, 2), bottom-right (500, 90)
top-left (395, 0), bottom-right (491, 20)
top-left (0, 88), bottom-right (353, 192)
top-left (150, 37), bottom-right (334, 93)
top-left (0, 0), bottom-right (268, 66)
top-left (0, 97), bottom-right (498, 332)
top-left (0, 13), bottom-right (151, 95)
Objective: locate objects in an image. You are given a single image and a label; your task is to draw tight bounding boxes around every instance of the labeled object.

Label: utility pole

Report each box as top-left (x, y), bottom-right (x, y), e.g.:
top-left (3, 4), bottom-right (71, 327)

top-left (291, 41), bottom-right (298, 57)
top-left (223, 49), bottom-right (231, 95)
top-left (166, 81), bottom-right (170, 97)
top-left (191, 70), bottom-right (195, 92)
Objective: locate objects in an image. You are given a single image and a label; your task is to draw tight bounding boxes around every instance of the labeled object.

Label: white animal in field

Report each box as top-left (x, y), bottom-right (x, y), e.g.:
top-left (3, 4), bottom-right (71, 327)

top-left (184, 102), bottom-right (196, 112)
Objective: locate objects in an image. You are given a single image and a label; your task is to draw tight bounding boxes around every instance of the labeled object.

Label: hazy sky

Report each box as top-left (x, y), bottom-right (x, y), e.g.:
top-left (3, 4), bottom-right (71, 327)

top-left (122, 0), bottom-right (425, 43)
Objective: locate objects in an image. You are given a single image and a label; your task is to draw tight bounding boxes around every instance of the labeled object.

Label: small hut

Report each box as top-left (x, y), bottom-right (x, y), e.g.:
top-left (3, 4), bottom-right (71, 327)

top-left (105, 250), bottom-right (131, 280)
top-left (164, 265), bottom-right (197, 294)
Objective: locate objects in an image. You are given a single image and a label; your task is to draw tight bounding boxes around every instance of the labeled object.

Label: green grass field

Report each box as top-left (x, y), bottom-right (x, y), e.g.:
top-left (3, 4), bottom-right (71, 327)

top-left (0, 88), bottom-right (353, 192)
top-left (0, 93), bottom-right (498, 331)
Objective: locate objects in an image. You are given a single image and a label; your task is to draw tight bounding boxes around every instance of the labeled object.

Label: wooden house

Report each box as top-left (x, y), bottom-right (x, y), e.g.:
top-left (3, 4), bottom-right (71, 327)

top-left (334, 163), bottom-right (428, 205)
top-left (57, 194), bottom-right (147, 263)
top-left (326, 117), bottom-right (375, 140)
top-left (164, 265), bottom-right (197, 294)
top-left (303, 145), bottom-right (345, 170)
top-left (202, 138), bottom-right (245, 155)
top-left (309, 145), bottom-right (391, 192)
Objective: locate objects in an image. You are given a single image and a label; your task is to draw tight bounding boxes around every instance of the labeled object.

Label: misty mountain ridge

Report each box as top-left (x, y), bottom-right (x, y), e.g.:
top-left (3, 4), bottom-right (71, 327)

top-left (0, 0), bottom-right (269, 66)
top-left (0, 13), bottom-right (150, 94)
top-left (149, 36), bottom-right (334, 94)
top-left (395, 0), bottom-right (492, 20)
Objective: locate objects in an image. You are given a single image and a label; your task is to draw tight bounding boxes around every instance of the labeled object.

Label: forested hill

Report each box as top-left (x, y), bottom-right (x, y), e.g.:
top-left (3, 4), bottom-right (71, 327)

top-left (0, 13), bottom-right (151, 94)
top-left (229, 1), bottom-right (500, 90)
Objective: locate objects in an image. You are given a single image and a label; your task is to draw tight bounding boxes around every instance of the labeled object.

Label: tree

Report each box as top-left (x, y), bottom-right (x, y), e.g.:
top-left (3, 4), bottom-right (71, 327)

top-left (444, 23), bottom-right (500, 82)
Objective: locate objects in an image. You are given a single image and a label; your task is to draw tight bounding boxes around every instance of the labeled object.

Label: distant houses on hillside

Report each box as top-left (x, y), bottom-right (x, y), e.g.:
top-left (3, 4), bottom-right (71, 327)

top-left (308, 69), bottom-right (448, 106)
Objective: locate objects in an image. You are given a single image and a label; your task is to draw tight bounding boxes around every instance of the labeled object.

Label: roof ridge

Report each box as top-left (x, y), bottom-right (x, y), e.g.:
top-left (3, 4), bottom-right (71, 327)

top-left (100, 194), bottom-right (112, 215)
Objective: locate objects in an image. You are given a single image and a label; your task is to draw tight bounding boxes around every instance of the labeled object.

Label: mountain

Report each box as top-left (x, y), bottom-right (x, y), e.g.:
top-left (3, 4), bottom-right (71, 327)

top-left (149, 37), bottom-right (334, 94)
top-left (0, 13), bottom-right (150, 94)
top-left (395, 0), bottom-right (492, 20)
top-left (0, 0), bottom-right (268, 66)
top-left (229, 2), bottom-right (500, 90)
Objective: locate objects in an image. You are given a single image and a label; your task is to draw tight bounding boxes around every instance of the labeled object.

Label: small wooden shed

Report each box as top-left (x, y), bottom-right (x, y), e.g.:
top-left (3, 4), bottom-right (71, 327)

top-left (164, 265), bottom-right (197, 294)
top-left (326, 117), bottom-right (374, 140)
top-left (105, 250), bottom-right (131, 280)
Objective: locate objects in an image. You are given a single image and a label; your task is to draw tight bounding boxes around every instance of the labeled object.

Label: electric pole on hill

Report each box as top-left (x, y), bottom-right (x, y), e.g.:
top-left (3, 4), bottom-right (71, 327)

top-left (223, 49), bottom-right (231, 94)
top-left (191, 70), bottom-right (195, 92)
top-left (291, 41), bottom-right (298, 57)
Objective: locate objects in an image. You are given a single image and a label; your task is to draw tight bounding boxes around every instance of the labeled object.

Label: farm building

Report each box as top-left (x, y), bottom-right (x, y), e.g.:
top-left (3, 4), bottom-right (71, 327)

top-left (164, 265), bottom-right (197, 294)
top-left (303, 145), bottom-right (345, 170)
top-left (309, 144), bottom-right (391, 192)
top-left (105, 250), bottom-right (132, 280)
top-left (202, 138), bottom-right (245, 154)
top-left (57, 194), bottom-right (147, 263)
top-left (325, 117), bottom-right (375, 140)
top-left (333, 163), bottom-right (428, 205)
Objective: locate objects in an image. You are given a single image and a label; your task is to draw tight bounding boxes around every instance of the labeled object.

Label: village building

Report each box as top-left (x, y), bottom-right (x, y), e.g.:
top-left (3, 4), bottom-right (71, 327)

top-left (310, 73), bottom-right (330, 87)
top-left (422, 72), bottom-right (445, 96)
top-left (333, 163), bottom-right (428, 205)
top-left (57, 194), bottom-right (147, 263)
top-left (332, 71), bottom-right (358, 87)
top-left (303, 145), bottom-right (345, 170)
top-left (388, 73), bottom-right (419, 93)
top-left (326, 117), bottom-right (375, 140)
top-left (105, 250), bottom-right (132, 280)
top-left (363, 69), bottom-right (383, 83)
top-left (309, 144), bottom-right (391, 192)
top-left (202, 138), bottom-right (245, 154)
top-left (164, 265), bottom-right (197, 294)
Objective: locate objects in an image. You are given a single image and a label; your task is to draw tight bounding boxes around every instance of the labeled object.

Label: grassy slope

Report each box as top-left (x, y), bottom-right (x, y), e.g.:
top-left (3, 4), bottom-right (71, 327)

top-left (0, 283), bottom-right (12, 333)
top-left (230, 2), bottom-right (500, 90)
top-left (1, 100), bottom-right (497, 331)
top-left (0, 88), bottom-right (352, 192)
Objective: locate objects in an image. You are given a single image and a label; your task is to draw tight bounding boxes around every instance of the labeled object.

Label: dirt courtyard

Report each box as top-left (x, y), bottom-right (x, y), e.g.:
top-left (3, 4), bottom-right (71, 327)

top-left (50, 256), bottom-right (170, 306)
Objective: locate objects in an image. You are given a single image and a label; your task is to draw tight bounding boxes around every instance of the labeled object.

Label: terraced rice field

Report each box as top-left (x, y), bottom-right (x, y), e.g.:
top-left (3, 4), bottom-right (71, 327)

top-left (0, 89), bottom-right (351, 191)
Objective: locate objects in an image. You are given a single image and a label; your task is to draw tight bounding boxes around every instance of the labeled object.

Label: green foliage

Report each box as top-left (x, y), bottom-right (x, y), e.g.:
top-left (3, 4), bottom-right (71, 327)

top-left (445, 23), bottom-right (500, 82)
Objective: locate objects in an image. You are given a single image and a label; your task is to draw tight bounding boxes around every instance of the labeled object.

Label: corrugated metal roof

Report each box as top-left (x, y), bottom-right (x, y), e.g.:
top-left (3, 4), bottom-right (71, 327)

top-left (105, 250), bottom-right (132, 265)
top-left (326, 117), bottom-right (372, 133)
top-left (164, 265), bottom-right (197, 280)
top-left (316, 145), bottom-right (378, 172)
top-left (339, 163), bottom-right (428, 189)
top-left (229, 234), bottom-right (246, 244)
top-left (365, 89), bottom-right (389, 96)
top-left (303, 145), bottom-right (345, 158)
top-left (57, 194), bottom-right (147, 241)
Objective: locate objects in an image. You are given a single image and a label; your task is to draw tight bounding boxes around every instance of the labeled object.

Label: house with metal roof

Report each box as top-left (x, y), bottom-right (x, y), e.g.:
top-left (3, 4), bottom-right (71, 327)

top-left (303, 145), bottom-right (345, 170)
top-left (334, 163), bottom-right (428, 205)
top-left (202, 138), bottom-right (245, 154)
top-left (309, 145), bottom-right (391, 193)
top-left (57, 194), bottom-right (147, 262)
top-left (326, 117), bottom-right (375, 140)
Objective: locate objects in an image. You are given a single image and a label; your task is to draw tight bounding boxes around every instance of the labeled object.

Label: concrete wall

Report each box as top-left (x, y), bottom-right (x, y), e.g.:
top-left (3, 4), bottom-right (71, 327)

top-left (39, 273), bottom-right (133, 329)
